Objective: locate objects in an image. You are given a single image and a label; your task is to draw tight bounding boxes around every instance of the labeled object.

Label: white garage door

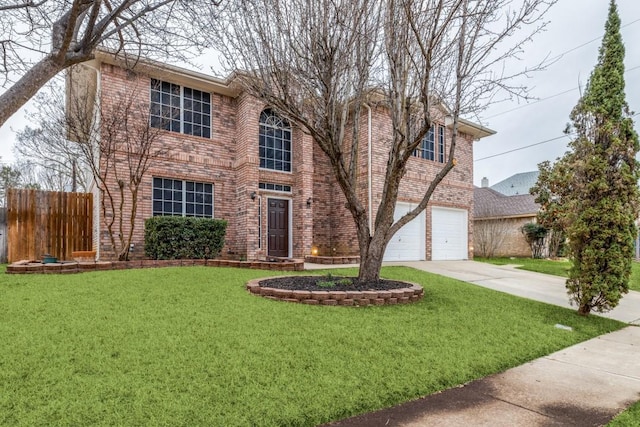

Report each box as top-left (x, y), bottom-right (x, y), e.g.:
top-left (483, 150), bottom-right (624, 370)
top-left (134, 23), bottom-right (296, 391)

top-left (432, 207), bottom-right (468, 260)
top-left (383, 202), bottom-right (425, 261)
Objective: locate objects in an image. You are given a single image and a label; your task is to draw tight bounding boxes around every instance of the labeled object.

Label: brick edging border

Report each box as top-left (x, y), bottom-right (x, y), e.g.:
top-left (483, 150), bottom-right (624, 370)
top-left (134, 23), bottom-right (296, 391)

top-left (246, 277), bottom-right (424, 306)
top-left (5, 259), bottom-right (305, 274)
top-left (304, 255), bottom-right (360, 265)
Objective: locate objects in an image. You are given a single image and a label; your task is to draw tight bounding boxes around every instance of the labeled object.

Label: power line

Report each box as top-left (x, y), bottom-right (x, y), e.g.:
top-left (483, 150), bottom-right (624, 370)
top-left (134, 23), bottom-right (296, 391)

top-left (483, 14), bottom-right (640, 121)
top-left (485, 64), bottom-right (640, 120)
top-left (474, 134), bottom-right (572, 162)
top-left (545, 17), bottom-right (640, 64)
top-left (476, 109), bottom-right (640, 162)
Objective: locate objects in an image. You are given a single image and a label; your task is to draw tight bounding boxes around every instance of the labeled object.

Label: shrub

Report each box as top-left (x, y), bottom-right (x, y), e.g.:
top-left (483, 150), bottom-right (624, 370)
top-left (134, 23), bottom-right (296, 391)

top-left (144, 217), bottom-right (227, 260)
top-left (521, 222), bottom-right (547, 259)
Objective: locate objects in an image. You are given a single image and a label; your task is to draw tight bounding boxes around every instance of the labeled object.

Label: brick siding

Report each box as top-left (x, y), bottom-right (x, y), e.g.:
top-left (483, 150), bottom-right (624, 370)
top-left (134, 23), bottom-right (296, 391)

top-left (90, 62), bottom-right (476, 261)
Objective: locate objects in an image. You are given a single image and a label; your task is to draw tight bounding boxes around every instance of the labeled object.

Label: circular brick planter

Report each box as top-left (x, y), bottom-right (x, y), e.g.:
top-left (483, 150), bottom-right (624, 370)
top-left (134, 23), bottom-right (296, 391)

top-left (246, 277), bottom-right (424, 306)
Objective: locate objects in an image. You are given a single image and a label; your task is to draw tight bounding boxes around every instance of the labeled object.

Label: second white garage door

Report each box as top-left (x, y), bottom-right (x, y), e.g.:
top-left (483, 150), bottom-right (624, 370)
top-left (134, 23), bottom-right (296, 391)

top-left (431, 207), bottom-right (468, 260)
top-left (383, 202), bottom-right (425, 261)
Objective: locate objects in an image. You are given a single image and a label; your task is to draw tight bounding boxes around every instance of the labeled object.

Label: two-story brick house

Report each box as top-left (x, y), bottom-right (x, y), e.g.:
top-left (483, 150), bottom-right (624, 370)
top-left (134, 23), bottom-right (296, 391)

top-left (68, 52), bottom-right (494, 262)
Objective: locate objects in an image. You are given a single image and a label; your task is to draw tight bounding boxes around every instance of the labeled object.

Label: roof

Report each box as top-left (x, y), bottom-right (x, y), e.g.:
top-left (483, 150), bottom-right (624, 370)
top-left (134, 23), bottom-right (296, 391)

top-left (91, 49), bottom-right (495, 139)
top-left (474, 187), bottom-right (539, 219)
top-left (490, 171), bottom-right (540, 196)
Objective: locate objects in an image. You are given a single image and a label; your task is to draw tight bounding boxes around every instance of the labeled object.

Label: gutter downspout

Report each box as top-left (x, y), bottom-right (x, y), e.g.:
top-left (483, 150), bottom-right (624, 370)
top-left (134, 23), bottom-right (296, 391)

top-left (78, 62), bottom-right (101, 261)
top-left (364, 103), bottom-right (373, 236)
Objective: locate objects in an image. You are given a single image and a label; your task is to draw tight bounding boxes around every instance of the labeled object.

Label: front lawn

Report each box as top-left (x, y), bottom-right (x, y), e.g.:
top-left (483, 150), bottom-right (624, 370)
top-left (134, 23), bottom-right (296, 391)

top-left (476, 257), bottom-right (640, 292)
top-left (608, 400), bottom-right (640, 426)
top-left (0, 265), bottom-right (623, 426)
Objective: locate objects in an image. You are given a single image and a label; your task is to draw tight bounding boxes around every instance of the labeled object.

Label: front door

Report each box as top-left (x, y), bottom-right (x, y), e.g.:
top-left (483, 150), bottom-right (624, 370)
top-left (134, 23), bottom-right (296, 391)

top-left (268, 198), bottom-right (289, 257)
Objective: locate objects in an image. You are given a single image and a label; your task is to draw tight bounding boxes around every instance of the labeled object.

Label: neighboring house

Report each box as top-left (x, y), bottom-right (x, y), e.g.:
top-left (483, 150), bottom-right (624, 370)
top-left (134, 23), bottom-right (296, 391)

top-left (473, 186), bottom-right (540, 257)
top-left (68, 52), bottom-right (495, 262)
top-left (488, 171), bottom-right (539, 196)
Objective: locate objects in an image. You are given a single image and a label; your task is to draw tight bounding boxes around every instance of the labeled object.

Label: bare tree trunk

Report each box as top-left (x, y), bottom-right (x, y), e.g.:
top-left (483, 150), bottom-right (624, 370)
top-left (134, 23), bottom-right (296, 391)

top-left (358, 232), bottom-right (387, 282)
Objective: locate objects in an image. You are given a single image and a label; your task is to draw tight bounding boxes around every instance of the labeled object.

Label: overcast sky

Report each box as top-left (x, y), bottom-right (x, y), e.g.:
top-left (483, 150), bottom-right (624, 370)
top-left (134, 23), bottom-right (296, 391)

top-left (473, 0), bottom-right (640, 187)
top-left (1, 1), bottom-right (639, 188)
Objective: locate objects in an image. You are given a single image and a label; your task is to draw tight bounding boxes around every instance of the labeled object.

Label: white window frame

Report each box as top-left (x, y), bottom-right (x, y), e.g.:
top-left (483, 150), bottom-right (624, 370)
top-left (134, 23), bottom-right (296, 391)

top-left (152, 177), bottom-right (214, 218)
top-left (150, 79), bottom-right (212, 139)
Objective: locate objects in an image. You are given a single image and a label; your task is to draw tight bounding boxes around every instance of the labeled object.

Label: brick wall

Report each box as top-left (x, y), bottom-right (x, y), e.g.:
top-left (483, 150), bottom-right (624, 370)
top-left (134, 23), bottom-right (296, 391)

top-left (93, 62), bottom-right (476, 261)
top-left (473, 216), bottom-right (534, 257)
top-left (311, 104), bottom-right (475, 259)
top-left (97, 64), bottom-right (238, 260)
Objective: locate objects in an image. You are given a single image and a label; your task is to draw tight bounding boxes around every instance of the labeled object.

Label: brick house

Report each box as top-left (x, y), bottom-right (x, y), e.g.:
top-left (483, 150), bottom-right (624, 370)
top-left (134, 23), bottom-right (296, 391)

top-left (473, 186), bottom-right (540, 257)
top-left (68, 52), bottom-right (495, 262)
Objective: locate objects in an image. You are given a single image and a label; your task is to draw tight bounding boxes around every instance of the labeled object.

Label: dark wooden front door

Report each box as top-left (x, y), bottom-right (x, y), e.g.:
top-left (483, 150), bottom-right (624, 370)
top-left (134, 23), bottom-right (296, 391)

top-left (268, 198), bottom-right (289, 257)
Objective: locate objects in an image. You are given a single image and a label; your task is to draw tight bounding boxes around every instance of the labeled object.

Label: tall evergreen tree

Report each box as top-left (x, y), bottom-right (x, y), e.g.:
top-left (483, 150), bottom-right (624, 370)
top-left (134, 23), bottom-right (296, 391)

top-left (564, 0), bottom-right (640, 315)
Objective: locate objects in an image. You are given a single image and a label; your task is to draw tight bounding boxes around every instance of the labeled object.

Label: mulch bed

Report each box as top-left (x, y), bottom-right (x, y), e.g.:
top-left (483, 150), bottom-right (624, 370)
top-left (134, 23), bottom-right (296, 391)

top-left (259, 276), bottom-right (410, 292)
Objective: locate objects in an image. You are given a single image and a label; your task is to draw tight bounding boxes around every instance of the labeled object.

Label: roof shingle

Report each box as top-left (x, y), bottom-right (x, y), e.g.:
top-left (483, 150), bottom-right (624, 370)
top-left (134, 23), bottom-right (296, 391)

top-left (474, 187), bottom-right (539, 219)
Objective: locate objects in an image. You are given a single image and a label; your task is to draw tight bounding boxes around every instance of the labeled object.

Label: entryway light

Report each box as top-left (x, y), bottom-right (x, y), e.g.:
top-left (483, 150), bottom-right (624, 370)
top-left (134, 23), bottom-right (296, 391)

top-left (306, 197), bottom-right (312, 208)
top-left (250, 191), bottom-right (257, 200)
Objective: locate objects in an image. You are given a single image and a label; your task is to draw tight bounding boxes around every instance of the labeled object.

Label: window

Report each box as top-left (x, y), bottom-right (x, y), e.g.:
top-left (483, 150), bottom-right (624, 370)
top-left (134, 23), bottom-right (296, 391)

top-left (152, 177), bottom-right (213, 218)
top-left (414, 126), bottom-right (435, 160)
top-left (438, 126), bottom-right (445, 163)
top-left (150, 79), bottom-right (211, 138)
top-left (259, 182), bottom-right (292, 192)
top-left (413, 124), bottom-right (446, 162)
top-left (259, 109), bottom-right (292, 172)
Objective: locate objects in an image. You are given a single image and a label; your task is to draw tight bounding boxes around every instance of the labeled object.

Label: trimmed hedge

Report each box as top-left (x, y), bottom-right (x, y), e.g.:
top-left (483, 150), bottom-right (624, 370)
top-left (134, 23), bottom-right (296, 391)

top-left (144, 216), bottom-right (227, 260)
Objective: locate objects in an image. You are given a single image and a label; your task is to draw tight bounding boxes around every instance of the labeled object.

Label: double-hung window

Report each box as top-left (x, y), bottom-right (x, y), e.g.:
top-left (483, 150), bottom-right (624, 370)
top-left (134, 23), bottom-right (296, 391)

top-left (152, 177), bottom-right (214, 218)
top-left (259, 109), bottom-right (292, 172)
top-left (150, 79), bottom-right (211, 138)
top-left (414, 126), bottom-right (435, 160)
top-left (413, 124), bottom-right (446, 163)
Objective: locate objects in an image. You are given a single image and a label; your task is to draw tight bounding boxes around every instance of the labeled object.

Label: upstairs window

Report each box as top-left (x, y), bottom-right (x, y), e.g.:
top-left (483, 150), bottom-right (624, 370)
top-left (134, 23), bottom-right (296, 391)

top-left (259, 109), bottom-right (292, 172)
top-left (413, 124), bottom-right (446, 163)
top-left (414, 126), bottom-right (435, 160)
top-left (150, 79), bottom-right (211, 139)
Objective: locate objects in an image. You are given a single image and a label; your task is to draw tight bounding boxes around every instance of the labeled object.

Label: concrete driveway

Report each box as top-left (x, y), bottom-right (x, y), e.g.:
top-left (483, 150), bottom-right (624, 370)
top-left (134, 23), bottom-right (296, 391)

top-left (386, 260), bottom-right (640, 325)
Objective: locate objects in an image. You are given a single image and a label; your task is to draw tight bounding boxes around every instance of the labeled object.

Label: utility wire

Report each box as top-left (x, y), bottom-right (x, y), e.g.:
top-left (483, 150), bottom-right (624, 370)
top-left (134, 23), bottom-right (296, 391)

top-left (476, 110), bottom-right (640, 162)
top-left (485, 64), bottom-right (640, 119)
top-left (545, 17), bottom-right (640, 64)
top-left (474, 134), bottom-right (572, 162)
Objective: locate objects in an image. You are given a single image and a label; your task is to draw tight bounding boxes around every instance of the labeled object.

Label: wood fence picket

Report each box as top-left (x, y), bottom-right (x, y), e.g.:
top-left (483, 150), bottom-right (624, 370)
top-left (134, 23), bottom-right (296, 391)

top-left (7, 189), bottom-right (93, 263)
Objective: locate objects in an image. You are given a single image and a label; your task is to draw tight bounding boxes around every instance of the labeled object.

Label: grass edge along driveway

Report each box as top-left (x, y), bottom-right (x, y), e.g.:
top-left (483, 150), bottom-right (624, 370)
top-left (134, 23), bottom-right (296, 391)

top-left (475, 257), bottom-right (640, 292)
top-left (0, 265), bottom-right (624, 426)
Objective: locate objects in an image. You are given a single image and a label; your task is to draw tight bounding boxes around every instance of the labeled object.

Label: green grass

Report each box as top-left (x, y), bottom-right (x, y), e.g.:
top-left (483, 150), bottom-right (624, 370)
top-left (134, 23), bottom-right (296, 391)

top-left (476, 257), bottom-right (640, 292)
top-left (608, 400), bottom-right (640, 426)
top-left (0, 265), bottom-right (624, 426)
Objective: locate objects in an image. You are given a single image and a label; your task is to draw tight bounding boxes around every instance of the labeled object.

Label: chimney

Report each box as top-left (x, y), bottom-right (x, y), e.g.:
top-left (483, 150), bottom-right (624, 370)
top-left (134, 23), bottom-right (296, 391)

top-left (481, 177), bottom-right (489, 188)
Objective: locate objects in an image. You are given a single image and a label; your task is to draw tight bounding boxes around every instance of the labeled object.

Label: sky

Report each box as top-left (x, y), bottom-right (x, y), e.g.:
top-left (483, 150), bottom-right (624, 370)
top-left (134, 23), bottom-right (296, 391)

top-left (1, 0), bottom-right (640, 188)
top-left (473, 0), bottom-right (640, 187)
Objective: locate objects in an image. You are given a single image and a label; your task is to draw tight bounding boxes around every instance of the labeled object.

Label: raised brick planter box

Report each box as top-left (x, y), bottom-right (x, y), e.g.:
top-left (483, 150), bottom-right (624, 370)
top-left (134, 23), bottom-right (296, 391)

top-left (246, 277), bottom-right (424, 307)
top-left (6, 258), bottom-right (305, 274)
top-left (304, 256), bottom-right (360, 265)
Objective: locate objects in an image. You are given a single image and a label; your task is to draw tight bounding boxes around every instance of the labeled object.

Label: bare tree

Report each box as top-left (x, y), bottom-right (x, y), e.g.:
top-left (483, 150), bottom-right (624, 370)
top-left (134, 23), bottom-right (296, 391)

top-left (66, 78), bottom-right (166, 261)
top-left (0, 0), bottom-right (220, 127)
top-left (14, 78), bottom-right (89, 192)
top-left (474, 218), bottom-right (510, 258)
top-left (213, 0), bottom-right (554, 281)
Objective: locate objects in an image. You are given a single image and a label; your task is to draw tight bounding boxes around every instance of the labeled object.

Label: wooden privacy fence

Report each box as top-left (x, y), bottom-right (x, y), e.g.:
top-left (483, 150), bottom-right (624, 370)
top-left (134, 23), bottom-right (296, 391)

top-left (7, 189), bottom-right (93, 263)
top-left (0, 207), bottom-right (6, 263)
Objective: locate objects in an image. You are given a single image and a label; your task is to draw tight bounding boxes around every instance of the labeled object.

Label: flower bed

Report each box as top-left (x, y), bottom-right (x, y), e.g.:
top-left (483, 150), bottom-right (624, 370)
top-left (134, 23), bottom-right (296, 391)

top-left (246, 276), bottom-right (424, 306)
top-left (6, 258), bottom-right (305, 274)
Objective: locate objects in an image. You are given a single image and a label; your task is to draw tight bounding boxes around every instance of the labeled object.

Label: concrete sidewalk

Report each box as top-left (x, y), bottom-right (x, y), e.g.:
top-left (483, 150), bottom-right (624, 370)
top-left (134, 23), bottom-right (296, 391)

top-left (327, 326), bottom-right (640, 426)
